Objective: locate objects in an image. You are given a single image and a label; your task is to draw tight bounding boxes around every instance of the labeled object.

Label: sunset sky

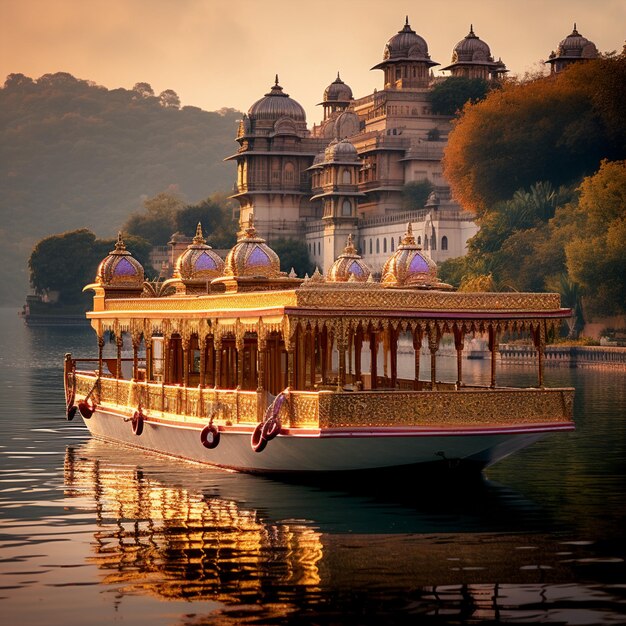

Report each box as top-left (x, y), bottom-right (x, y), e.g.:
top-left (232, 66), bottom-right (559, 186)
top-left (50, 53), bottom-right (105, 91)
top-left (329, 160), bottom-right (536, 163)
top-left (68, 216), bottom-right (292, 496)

top-left (1, 0), bottom-right (624, 122)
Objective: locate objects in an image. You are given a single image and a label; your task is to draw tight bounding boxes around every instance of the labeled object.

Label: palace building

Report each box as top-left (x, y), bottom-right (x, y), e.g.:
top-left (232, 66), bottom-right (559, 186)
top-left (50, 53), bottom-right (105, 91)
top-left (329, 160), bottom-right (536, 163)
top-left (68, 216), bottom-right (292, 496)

top-left (225, 20), bottom-right (598, 277)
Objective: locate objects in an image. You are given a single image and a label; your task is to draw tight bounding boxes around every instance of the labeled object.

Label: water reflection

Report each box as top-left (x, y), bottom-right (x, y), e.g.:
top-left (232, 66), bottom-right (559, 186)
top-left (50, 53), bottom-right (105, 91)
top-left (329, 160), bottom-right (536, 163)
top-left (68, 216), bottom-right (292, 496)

top-left (59, 440), bottom-right (626, 624)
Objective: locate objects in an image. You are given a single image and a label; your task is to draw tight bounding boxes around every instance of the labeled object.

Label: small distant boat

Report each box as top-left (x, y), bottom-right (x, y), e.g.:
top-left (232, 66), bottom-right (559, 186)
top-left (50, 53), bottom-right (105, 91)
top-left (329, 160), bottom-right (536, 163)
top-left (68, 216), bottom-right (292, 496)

top-left (466, 337), bottom-right (489, 360)
top-left (64, 223), bottom-right (575, 475)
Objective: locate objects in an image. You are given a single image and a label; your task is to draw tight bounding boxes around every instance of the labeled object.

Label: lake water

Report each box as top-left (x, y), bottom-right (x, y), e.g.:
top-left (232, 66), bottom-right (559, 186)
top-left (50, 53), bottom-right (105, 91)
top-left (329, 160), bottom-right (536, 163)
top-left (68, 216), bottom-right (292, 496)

top-left (1, 307), bottom-right (625, 625)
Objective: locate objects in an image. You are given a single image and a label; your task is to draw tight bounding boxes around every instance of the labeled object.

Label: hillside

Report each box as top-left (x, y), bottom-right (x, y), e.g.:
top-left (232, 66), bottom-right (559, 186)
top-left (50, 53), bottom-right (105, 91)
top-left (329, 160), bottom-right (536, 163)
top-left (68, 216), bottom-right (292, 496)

top-left (0, 72), bottom-right (241, 304)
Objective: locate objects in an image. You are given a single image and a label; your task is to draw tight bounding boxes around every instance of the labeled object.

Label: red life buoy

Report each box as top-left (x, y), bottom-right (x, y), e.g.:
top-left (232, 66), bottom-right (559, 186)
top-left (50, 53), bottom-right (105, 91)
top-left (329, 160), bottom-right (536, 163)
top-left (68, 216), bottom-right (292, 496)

top-left (200, 424), bottom-right (220, 449)
top-left (251, 422), bottom-right (267, 453)
top-left (78, 399), bottom-right (96, 419)
top-left (261, 416), bottom-right (281, 441)
top-left (132, 410), bottom-right (144, 436)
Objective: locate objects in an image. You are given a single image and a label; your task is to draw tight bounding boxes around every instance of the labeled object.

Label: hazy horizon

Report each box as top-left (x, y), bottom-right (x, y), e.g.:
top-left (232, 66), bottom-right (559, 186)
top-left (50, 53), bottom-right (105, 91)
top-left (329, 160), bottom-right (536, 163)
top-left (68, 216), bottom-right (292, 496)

top-left (1, 0), bottom-right (624, 122)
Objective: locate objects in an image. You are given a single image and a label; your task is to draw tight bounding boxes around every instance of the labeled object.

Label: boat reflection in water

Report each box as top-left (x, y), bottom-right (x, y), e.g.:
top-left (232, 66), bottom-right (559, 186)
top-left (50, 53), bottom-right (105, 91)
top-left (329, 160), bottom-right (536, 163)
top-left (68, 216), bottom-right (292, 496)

top-left (62, 439), bottom-right (616, 624)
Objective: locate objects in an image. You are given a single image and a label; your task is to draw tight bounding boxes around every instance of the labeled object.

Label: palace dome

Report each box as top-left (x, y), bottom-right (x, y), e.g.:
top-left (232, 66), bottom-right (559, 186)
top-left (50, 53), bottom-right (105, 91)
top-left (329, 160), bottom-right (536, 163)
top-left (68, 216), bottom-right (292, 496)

top-left (326, 235), bottom-right (371, 282)
top-left (552, 24), bottom-right (599, 60)
top-left (375, 17), bottom-right (436, 66)
top-left (323, 73), bottom-right (353, 103)
top-left (248, 76), bottom-right (307, 122)
top-left (324, 138), bottom-right (359, 162)
top-left (451, 26), bottom-right (492, 63)
top-left (174, 223), bottom-right (224, 281)
top-left (333, 110), bottom-right (360, 139)
top-left (223, 216), bottom-right (282, 278)
top-left (96, 233), bottom-right (144, 288)
top-left (381, 223), bottom-right (451, 289)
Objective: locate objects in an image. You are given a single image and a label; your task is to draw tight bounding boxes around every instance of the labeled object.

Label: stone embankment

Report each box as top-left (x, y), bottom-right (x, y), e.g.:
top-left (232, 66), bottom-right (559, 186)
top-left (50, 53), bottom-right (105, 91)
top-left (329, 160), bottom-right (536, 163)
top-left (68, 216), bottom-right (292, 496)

top-left (499, 344), bottom-right (626, 370)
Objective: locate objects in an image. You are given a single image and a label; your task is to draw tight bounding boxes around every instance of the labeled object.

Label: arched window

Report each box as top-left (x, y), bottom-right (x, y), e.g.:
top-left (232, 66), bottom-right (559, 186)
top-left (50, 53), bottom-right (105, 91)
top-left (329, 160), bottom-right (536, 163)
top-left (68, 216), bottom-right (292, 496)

top-left (284, 161), bottom-right (295, 183)
top-left (441, 236), bottom-right (448, 251)
top-left (423, 236), bottom-right (428, 250)
top-left (383, 238), bottom-right (387, 253)
top-left (342, 169), bottom-right (351, 184)
top-left (376, 239), bottom-right (380, 254)
top-left (431, 235), bottom-right (436, 251)
top-left (369, 239), bottom-right (372, 254)
top-left (390, 238), bottom-right (395, 252)
top-left (342, 199), bottom-right (352, 216)
top-left (417, 235), bottom-right (421, 246)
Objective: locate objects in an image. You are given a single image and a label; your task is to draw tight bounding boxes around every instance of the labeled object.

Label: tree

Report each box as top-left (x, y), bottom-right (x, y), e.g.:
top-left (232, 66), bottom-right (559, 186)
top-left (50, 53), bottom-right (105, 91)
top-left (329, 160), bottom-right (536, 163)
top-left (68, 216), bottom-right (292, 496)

top-left (565, 160), bottom-right (626, 316)
top-left (29, 229), bottom-right (99, 302)
top-left (123, 190), bottom-right (185, 245)
top-left (29, 229), bottom-right (154, 305)
top-left (132, 82), bottom-right (154, 98)
top-left (428, 76), bottom-right (491, 116)
top-left (270, 238), bottom-right (314, 277)
top-left (443, 57), bottom-right (626, 214)
top-left (159, 89), bottom-right (181, 109)
top-left (175, 194), bottom-right (237, 248)
top-left (402, 180), bottom-right (433, 210)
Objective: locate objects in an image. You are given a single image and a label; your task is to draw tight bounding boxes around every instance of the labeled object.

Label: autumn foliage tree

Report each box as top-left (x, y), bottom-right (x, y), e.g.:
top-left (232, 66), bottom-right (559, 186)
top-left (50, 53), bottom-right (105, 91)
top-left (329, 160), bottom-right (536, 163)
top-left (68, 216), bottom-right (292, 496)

top-left (443, 56), bottom-right (626, 215)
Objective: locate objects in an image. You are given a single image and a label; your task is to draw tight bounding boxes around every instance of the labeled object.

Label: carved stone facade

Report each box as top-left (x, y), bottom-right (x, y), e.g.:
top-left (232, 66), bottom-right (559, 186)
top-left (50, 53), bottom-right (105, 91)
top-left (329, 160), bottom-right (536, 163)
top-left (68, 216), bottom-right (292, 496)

top-left (227, 20), bottom-right (599, 277)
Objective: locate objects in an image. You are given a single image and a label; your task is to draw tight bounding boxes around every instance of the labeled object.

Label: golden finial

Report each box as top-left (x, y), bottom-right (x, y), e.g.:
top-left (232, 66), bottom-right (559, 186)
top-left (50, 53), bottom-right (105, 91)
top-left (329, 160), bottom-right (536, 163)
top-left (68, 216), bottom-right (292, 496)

top-left (405, 15), bottom-right (409, 27)
top-left (289, 267), bottom-right (297, 278)
top-left (469, 24), bottom-right (475, 36)
top-left (401, 222), bottom-right (417, 246)
top-left (310, 267), bottom-right (325, 283)
top-left (114, 231), bottom-right (126, 252)
top-left (193, 222), bottom-right (205, 244)
top-left (275, 74), bottom-right (279, 86)
top-left (344, 233), bottom-right (357, 255)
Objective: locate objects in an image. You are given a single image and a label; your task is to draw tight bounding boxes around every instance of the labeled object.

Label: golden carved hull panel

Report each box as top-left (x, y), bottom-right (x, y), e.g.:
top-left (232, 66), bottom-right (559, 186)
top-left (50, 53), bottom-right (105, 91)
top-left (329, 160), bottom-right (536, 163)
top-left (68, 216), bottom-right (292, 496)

top-left (75, 374), bottom-right (573, 431)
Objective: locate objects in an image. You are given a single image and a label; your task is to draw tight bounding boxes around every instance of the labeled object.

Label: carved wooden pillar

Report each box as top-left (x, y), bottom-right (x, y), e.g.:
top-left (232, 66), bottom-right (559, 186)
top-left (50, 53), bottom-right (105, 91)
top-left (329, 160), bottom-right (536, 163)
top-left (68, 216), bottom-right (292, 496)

top-left (98, 334), bottom-right (105, 376)
top-left (454, 325), bottom-right (465, 387)
top-left (206, 336), bottom-right (214, 387)
top-left (488, 324), bottom-right (498, 389)
top-left (337, 323), bottom-right (346, 391)
top-left (533, 322), bottom-right (546, 388)
top-left (355, 325), bottom-right (363, 386)
top-left (181, 335), bottom-right (190, 388)
top-left (321, 326), bottom-right (328, 384)
top-left (132, 339), bottom-right (140, 381)
top-left (308, 328), bottom-right (316, 389)
top-left (382, 327), bottom-right (390, 381)
top-left (296, 324), bottom-right (306, 391)
top-left (199, 335), bottom-right (207, 388)
top-left (257, 337), bottom-right (266, 393)
top-left (116, 333), bottom-right (123, 379)
top-left (412, 326), bottom-right (422, 390)
top-left (390, 326), bottom-right (398, 388)
top-left (370, 328), bottom-right (378, 390)
top-left (428, 325), bottom-right (440, 387)
top-left (163, 333), bottom-right (171, 384)
top-left (214, 337), bottom-right (222, 389)
top-left (287, 334), bottom-right (296, 390)
top-left (145, 333), bottom-right (153, 382)
top-left (236, 336), bottom-right (245, 389)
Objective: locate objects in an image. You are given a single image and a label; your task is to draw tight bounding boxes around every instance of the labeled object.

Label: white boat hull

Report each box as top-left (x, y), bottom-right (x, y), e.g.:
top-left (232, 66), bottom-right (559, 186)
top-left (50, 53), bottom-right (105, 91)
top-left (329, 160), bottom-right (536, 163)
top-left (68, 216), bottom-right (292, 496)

top-left (79, 406), bottom-right (572, 474)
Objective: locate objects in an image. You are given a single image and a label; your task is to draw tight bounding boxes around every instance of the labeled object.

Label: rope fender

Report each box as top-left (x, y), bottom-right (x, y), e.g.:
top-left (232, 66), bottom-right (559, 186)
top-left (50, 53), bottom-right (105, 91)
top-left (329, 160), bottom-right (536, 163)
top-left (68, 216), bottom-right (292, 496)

top-left (251, 390), bottom-right (288, 453)
top-left (200, 411), bottom-right (220, 449)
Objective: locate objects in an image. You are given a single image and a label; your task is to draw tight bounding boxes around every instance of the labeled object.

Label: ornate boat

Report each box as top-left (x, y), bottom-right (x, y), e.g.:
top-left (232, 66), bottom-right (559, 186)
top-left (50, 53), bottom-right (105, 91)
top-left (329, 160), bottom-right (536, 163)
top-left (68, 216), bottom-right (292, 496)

top-left (64, 221), bottom-right (575, 475)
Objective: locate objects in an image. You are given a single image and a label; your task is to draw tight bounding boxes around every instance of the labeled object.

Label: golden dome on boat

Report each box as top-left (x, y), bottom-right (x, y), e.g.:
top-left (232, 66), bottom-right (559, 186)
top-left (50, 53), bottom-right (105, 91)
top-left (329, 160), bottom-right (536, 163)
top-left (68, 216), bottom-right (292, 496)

top-left (174, 223), bottom-right (224, 281)
top-left (96, 233), bottom-right (144, 288)
top-left (381, 223), bottom-right (452, 289)
top-left (223, 215), bottom-right (282, 278)
top-left (326, 234), bottom-right (371, 283)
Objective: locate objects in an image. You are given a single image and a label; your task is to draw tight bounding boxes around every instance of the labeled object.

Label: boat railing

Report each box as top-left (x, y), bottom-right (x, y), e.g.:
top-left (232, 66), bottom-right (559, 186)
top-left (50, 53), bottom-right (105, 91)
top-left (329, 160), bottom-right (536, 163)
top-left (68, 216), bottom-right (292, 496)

top-left (74, 373), bottom-right (259, 424)
top-left (72, 372), bottom-right (574, 429)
